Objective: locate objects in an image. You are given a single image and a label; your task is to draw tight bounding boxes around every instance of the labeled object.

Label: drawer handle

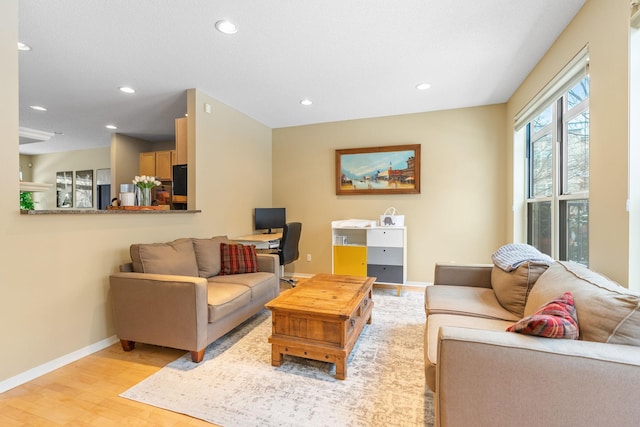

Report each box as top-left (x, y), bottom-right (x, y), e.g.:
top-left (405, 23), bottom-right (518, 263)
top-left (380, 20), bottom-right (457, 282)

top-left (350, 319), bottom-right (356, 327)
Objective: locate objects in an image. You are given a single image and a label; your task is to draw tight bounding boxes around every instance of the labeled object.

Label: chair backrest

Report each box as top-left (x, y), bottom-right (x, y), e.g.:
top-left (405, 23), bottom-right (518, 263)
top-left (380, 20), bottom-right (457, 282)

top-left (279, 222), bottom-right (302, 266)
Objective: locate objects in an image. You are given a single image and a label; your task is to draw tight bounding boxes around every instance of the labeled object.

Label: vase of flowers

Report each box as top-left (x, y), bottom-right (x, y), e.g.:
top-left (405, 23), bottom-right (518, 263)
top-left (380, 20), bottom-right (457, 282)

top-left (133, 175), bottom-right (161, 206)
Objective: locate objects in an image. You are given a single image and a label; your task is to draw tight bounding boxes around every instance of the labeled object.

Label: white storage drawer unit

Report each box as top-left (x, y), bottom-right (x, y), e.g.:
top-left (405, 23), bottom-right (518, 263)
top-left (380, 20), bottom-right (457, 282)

top-left (366, 227), bottom-right (406, 286)
top-left (367, 247), bottom-right (403, 265)
top-left (367, 264), bottom-right (404, 283)
top-left (331, 221), bottom-right (407, 295)
top-left (331, 220), bottom-right (407, 295)
top-left (367, 228), bottom-right (404, 247)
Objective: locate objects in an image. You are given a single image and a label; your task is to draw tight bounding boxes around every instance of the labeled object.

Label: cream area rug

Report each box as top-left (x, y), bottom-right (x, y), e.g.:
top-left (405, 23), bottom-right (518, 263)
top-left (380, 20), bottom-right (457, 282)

top-left (120, 288), bottom-right (434, 427)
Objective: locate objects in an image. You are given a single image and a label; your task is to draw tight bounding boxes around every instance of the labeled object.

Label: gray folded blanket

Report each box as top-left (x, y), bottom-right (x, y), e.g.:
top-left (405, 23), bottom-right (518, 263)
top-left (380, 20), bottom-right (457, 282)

top-left (491, 243), bottom-right (554, 272)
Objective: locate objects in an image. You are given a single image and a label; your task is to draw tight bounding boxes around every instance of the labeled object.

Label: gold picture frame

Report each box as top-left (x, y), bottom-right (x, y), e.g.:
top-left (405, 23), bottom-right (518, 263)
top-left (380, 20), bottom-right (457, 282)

top-left (335, 144), bottom-right (420, 195)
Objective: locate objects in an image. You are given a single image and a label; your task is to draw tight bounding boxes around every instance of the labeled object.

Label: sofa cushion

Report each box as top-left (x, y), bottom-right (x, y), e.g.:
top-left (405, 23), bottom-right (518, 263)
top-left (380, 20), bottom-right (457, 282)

top-left (220, 243), bottom-right (259, 275)
top-left (526, 261), bottom-right (640, 345)
top-left (208, 272), bottom-right (276, 301)
top-left (507, 292), bottom-right (579, 339)
top-left (425, 285), bottom-right (519, 322)
top-left (130, 238), bottom-right (198, 277)
top-left (192, 236), bottom-right (229, 278)
top-left (425, 313), bottom-right (515, 391)
top-left (491, 261), bottom-right (549, 317)
top-left (206, 282), bottom-right (252, 322)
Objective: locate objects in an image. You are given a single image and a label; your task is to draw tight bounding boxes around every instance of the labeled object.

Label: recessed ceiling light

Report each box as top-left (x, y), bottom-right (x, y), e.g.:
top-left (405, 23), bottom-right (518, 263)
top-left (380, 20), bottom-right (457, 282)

top-left (17, 42), bottom-right (31, 51)
top-left (300, 98), bottom-right (313, 106)
top-left (119, 86), bottom-right (136, 94)
top-left (29, 105), bottom-right (47, 111)
top-left (105, 124), bottom-right (117, 130)
top-left (215, 20), bottom-right (238, 34)
top-left (416, 83), bottom-right (431, 91)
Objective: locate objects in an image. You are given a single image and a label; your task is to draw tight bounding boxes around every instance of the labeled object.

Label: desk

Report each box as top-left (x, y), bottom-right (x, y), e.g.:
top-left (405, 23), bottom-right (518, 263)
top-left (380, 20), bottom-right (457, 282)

top-left (232, 233), bottom-right (282, 249)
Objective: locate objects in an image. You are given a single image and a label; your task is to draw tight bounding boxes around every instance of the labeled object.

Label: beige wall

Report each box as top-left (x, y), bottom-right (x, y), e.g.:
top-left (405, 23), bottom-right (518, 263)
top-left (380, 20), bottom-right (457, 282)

top-left (19, 154), bottom-right (33, 182)
top-left (273, 104), bottom-right (508, 282)
top-left (505, 0), bottom-right (631, 285)
top-left (190, 89), bottom-right (273, 224)
top-left (111, 133), bottom-right (154, 199)
top-left (0, 0), bottom-right (271, 385)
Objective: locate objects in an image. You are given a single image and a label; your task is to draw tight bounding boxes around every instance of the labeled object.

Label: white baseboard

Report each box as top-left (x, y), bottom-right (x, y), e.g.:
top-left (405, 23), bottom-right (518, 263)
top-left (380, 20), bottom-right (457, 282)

top-left (0, 335), bottom-right (119, 394)
top-left (405, 280), bottom-right (431, 287)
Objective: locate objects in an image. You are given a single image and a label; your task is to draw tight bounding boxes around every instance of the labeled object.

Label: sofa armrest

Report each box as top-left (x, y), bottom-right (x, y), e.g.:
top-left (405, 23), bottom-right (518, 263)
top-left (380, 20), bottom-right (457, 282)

top-left (436, 326), bottom-right (640, 427)
top-left (257, 253), bottom-right (280, 278)
top-left (433, 263), bottom-right (493, 288)
top-left (109, 272), bottom-right (209, 352)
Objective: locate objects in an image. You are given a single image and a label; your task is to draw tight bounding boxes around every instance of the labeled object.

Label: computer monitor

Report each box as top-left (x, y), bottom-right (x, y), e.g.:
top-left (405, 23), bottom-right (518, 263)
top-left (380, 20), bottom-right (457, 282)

top-left (254, 208), bottom-right (286, 234)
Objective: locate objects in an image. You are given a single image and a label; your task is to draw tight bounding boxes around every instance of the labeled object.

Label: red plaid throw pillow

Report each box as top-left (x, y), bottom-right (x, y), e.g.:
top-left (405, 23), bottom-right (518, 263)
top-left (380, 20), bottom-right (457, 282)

top-left (219, 243), bottom-right (258, 275)
top-left (506, 292), bottom-right (579, 339)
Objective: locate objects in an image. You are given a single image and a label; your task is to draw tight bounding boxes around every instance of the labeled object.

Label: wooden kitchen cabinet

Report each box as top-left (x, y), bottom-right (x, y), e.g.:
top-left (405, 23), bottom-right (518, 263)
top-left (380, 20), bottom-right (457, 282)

top-left (175, 117), bottom-right (188, 165)
top-left (155, 150), bottom-right (173, 180)
top-left (139, 152), bottom-right (156, 177)
top-left (139, 150), bottom-right (174, 180)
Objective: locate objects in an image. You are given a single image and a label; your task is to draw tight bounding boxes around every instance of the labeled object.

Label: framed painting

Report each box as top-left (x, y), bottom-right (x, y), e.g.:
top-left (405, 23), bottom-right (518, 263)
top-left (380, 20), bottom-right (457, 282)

top-left (56, 171), bottom-right (73, 208)
top-left (335, 144), bottom-right (420, 195)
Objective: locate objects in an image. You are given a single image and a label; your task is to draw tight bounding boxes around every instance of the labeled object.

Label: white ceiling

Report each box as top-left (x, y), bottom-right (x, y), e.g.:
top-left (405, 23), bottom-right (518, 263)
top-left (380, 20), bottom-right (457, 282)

top-left (18, 0), bottom-right (586, 155)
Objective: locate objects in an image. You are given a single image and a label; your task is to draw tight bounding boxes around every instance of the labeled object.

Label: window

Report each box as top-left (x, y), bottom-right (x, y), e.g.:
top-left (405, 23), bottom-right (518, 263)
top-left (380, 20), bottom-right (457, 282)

top-left (525, 74), bottom-right (590, 264)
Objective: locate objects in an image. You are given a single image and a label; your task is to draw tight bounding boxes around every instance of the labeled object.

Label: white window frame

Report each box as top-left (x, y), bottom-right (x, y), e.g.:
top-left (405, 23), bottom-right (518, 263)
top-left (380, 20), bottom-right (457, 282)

top-left (515, 48), bottom-right (589, 262)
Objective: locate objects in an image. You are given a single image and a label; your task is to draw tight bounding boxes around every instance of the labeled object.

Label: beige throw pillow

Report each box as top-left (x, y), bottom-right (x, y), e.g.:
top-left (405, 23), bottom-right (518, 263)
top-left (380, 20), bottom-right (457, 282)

top-left (130, 238), bottom-right (199, 277)
top-left (192, 236), bottom-right (229, 278)
top-left (525, 261), bottom-right (640, 345)
top-left (491, 261), bottom-right (549, 317)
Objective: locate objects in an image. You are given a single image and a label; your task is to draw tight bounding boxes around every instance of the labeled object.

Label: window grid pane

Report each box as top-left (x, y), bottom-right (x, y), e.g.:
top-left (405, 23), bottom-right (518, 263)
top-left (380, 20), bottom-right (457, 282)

top-left (530, 133), bottom-right (553, 198)
top-left (532, 105), bottom-right (553, 134)
top-left (565, 111), bottom-right (590, 194)
top-left (567, 77), bottom-right (590, 111)
top-left (527, 201), bottom-right (552, 257)
top-left (561, 199), bottom-right (589, 265)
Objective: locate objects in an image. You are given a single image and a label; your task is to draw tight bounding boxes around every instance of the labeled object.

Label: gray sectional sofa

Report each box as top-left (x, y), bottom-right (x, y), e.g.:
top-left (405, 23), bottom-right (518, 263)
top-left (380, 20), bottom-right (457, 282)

top-left (109, 236), bottom-right (280, 362)
top-left (425, 259), bottom-right (640, 426)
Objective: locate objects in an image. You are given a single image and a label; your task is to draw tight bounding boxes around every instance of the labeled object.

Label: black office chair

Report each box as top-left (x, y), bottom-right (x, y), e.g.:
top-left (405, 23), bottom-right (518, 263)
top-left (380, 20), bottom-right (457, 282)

top-left (278, 222), bottom-right (302, 287)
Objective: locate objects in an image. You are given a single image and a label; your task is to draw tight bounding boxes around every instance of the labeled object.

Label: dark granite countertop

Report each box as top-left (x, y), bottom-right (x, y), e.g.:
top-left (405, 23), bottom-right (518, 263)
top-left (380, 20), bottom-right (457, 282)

top-left (21, 209), bottom-right (201, 215)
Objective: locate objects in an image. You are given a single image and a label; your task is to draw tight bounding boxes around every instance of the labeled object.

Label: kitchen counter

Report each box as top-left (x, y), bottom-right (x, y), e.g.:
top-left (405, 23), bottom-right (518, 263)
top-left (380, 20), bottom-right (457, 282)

top-left (20, 209), bottom-right (201, 215)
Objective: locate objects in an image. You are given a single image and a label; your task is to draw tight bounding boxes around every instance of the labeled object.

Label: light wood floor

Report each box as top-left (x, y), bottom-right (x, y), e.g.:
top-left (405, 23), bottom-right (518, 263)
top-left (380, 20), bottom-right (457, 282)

top-left (0, 281), bottom-right (422, 426)
top-left (0, 342), bottom-right (217, 426)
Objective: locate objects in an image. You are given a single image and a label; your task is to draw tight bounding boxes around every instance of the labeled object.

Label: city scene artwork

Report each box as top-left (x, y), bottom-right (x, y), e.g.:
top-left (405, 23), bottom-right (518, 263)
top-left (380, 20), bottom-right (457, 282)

top-left (335, 144), bottom-right (420, 195)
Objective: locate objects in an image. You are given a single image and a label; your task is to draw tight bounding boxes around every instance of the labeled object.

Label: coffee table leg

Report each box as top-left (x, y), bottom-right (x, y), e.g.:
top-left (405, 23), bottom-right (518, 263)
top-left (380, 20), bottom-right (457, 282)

top-left (271, 345), bottom-right (283, 367)
top-left (335, 357), bottom-right (346, 380)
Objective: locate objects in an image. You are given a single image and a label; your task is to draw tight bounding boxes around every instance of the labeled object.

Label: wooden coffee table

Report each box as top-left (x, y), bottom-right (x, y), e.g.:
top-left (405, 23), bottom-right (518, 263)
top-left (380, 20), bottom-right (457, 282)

top-left (265, 273), bottom-right (375, 380)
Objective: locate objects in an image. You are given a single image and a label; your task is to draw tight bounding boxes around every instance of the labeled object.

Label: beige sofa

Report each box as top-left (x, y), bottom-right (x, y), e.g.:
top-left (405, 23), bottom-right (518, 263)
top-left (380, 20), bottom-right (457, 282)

top-left (110, 236), bottom-right (279, 363)
top-left (425, 260), bottom-right (640, 427)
